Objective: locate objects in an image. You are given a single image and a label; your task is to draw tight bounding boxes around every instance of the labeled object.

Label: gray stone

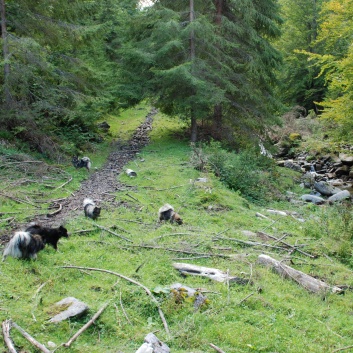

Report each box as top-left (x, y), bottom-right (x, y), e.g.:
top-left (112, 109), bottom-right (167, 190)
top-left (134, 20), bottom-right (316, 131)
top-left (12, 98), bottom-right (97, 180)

top-left (314, 181), bottom-right (341, 196)
top-left (327, 190), bottom-right (351, 203)
top-left (300, 194), bottom-right (326, 205)
top-left (49, 297), bottom-right (89, 323)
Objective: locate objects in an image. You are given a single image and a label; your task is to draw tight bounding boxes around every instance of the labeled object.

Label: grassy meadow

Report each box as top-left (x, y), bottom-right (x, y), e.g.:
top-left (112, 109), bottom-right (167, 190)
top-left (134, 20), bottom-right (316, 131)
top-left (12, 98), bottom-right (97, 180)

top-left (1, 107), bottom-right (353, 353)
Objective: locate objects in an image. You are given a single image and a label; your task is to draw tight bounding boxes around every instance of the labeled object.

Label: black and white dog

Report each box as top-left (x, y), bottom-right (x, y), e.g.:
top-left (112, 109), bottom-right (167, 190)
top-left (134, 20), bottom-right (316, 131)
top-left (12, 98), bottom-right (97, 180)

top-left (25, 223), bottom-right (69, 250)
top-left (2, 224), bottom-right (69, 261)
top-left (72, 156), bottom-right (91, 171)
top-left (83, 198), bottom-right (101, 220)
top-left (2, 231), bottom-right (45, 261)
top-left (158, 204), bottom-right (183, 225)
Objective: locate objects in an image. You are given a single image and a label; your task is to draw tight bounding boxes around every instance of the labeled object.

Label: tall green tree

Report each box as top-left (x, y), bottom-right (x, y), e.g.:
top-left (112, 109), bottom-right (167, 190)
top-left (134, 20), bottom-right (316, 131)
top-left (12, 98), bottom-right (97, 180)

top-left (276, 0), bottom-right (327, 112)
top-left (119, 0), bottom-right (282, 145)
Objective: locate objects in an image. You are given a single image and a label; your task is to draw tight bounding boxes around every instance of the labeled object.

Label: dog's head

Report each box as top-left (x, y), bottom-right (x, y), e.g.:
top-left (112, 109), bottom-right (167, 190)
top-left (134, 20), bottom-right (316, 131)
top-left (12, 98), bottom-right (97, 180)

top-left (172, 213), bottom-right (183, 225)
top-left (92, 207), bottom-right (101, 219)
top-left (58, 226), bottom-right (69, 238)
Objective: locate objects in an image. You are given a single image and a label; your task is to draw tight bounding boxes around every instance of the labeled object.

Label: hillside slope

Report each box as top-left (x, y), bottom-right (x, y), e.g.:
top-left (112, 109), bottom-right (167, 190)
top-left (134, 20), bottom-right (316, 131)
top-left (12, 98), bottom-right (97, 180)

top-left (1, 108), bottom-right (353, 353)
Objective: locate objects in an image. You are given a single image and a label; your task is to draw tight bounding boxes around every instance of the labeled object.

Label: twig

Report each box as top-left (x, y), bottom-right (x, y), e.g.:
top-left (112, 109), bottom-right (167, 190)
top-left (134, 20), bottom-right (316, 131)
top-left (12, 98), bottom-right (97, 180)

top-left (332, 345), bottom-right (353, 353)
top-left (0, 192), bottom-right (39, 207)
top-left (2, 320), bottom-right (17, 353)
top-left (210, 343), bottom-right (226, 353)
top-left (46, 203), bottom-right (62, 217)
top-left (92, 224), bottom-right (133, 243)
top-left (11, 321), bottom-right (51, 353)
top-left (64, 301), bottom-right (110, 347)
top-left (237, 292), bottom-right (254, 305)
top-left (119, 291), bottom-right (132, 325)
top-left (61, 266), bottom-right (170, 335)
top-left (123, 244), bottom-right (232, 258)
top-left (213, 236), bottom-right (286, 250)
top-left (125, 193), bottom-right (139, 202)
top-left (152, 233), bottom-right (195, 241)
top-left (53, 176), bottom-right (73, 191)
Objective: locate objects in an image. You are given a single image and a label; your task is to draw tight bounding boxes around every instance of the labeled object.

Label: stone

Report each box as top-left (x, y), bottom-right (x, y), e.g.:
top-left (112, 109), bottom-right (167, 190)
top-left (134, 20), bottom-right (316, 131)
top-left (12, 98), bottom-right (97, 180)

top-left (327, 190), bottom-right (351, 203)
top-left (49, 297), bottom-right (89, 323)
top-left (300, 194), bottom-right (326, 205)
top-left (313, 181), bottom-right (341, 196)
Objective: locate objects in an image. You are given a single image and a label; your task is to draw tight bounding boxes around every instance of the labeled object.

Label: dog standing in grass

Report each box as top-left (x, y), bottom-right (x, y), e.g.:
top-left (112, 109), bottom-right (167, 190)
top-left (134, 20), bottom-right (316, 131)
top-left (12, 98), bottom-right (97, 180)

top-left (25, 223), bottom-right (69, 250)
top-left (83, 198), bottom-right (101, 220)
top-left (72, 156), bottom-right (91, 171)
top-left (158, 204), bottom-right (183, 225)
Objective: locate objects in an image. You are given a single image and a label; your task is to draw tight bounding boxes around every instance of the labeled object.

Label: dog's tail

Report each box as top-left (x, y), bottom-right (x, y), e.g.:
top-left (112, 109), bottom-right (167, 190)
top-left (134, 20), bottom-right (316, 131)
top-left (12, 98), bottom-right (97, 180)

top-left (2, 231), bottom-right (31, 260)
top-left (83, 198), bottom-right (95, 207)
top-left (82, 157), bottom-right (91, 170)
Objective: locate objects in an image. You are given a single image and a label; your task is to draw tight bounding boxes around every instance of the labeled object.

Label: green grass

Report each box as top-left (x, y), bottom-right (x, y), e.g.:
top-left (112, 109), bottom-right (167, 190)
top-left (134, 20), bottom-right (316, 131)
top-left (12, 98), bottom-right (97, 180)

top-left (1, 108), bottom-right (353, 353)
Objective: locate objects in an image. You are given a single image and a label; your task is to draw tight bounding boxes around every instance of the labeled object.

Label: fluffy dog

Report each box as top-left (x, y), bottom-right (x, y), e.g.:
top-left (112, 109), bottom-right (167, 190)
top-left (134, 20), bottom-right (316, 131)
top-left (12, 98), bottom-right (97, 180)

top-left (158, 204), bottom-right (183, 225)
top-left (83, 198), bottom-right (101, 220)
top-left (25, 223), bottom-right (69, 250)
top-left (2, 231), bottom-right (45, 261)
top-left (72, 156), bottom-right (91, 171)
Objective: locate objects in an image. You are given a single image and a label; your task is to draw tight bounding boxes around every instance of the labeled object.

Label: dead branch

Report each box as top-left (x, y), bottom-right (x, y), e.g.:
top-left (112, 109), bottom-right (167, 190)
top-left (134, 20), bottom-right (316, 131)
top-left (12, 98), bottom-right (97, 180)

top-left (0, 192), bottom-right (39, 207)
top-left (213, 236), bottom-right (286, 251)
top-left (210, 343), bottom-right (226, 353)
top-left (119, 291), bottom-right (132, 325)
top-left (64, 301), bottom-right (109, 347)
top-left (125, 193), bottom-right (139, 202)
top-left (237, 292), bottom-right (254, 305)
top-left (152, 233), bottom-right (195, 241)
top-left (2, 320), bottom-right (17, 353)
top-left (53, 177), bottom-right (73, 192)
top-left (92, 224), bottom-right (133, 243)
top-left (46, 203), bottom-right (62, 217)
top-left (11, 321), bottom-right (51, 353)
top-left (258, 254), bottom-right (343, 294)
top-left (257, 231), bottom-right (316, 258)
top-left (61, 266), bottom-right (170, 335)
top-left (332, 345), bottom-right (353, 353)
top-left (123, 244), bottom-right (232, 258)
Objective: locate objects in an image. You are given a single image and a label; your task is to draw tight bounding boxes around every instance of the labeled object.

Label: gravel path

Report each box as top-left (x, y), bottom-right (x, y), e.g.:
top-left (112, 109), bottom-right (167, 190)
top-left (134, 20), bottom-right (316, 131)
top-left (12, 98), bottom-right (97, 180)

top-left (35, 108), bottom-right (156, 227)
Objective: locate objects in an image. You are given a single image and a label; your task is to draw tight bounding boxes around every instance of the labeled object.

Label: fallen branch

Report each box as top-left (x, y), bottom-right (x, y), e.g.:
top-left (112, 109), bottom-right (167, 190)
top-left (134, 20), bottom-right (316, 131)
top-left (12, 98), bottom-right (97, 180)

top-left (152, 233), bottom-right (195, 241)
top-left (210, 343), bottom-right (226, 353)
top-left (237, 292), bottom-right (254, 305)
top-left (258, 254), bottom-right (343, 294)
top-left (11, 321), bottom-right (51, 353)
top-left (62, 266), bottom-right (170, 335)
top-left (2, 320), bottom-right (17, 353)
top-left (0, 192), bottom-right (39, 208)
top-left (53, 177), bottom-right (73, 192)
top-left (64, 301), bottom-right (109, 347)
top-left (46, 203), bottom-right (63, 217)
top-left (213, 236), bottom-right (286, 251)
top-left (92, 224), bottom-right (133, 243)
top-left (257, 231), bottom-right (316, 258)
top-left (332, 344), bottom-right (353, 353)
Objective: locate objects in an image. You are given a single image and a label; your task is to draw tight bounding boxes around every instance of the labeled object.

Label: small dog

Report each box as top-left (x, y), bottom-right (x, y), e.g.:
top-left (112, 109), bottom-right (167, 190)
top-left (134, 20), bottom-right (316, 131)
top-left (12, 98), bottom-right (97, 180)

top-left (83, 198), bottom-right (101, 220)
top-left (158, 204), bottom-right (183, 225)
top-left (25, 223), bottom-right (69, 250)
top-left (72, 156), bottom-right (91, 171)
top-left (2, 231), bottom-right (45, 261)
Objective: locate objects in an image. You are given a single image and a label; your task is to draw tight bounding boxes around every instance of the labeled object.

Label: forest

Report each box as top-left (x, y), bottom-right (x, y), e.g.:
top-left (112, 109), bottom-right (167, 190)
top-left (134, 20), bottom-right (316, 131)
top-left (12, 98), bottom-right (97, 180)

top-left (0, 0), bottom-right (352, 156)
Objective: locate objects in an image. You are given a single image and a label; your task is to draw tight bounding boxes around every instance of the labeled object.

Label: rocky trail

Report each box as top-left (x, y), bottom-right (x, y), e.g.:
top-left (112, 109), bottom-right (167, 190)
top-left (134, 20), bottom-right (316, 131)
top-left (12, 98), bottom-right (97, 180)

top-left (0, 109), bottom-right (156, 244)
top-left (40, 108), bottom-right (157, 227)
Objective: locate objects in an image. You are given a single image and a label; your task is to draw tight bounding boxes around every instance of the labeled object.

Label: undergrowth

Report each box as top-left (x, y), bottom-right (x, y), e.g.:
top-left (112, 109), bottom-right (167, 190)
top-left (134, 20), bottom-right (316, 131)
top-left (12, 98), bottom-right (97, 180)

top-left (1, 108), bottom-right (353, 353)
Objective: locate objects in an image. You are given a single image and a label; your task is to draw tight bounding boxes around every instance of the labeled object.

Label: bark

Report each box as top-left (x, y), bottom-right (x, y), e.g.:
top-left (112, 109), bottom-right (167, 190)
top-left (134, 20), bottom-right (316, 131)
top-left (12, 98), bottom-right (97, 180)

top-left (258, 254), bottom-right (343, 294)
top-left (0, 0), bottom-right (11, 105)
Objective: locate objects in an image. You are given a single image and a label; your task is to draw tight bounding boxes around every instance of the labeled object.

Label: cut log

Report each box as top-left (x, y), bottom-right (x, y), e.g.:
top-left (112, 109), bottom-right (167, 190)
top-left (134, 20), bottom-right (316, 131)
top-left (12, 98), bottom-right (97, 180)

top-left (258, 254), bottom-right (342, 294)
top-left (173, 263), bottom-right (250, 285)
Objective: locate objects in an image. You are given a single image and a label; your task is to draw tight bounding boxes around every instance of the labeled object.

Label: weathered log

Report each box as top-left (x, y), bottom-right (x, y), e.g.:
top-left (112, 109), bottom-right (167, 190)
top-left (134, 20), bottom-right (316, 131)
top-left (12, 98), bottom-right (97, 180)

top-left (173, 263), bottom-right (250, 285)
top-left (258, 254), bottom-right (342, 294)
top-left (11, 321), bottom-right (51, 353)
top-left (2, 320), bottom-right (17, 353)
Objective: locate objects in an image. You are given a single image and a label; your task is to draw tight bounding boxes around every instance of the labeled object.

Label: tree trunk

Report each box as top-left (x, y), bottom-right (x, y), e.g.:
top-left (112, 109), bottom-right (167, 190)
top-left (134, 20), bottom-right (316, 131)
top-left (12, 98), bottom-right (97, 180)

top-left (258, 254), bottom-right (342, 294)
top-left (189, 0), bottom-right (197, 142)
top-left (0, 0), bottom-right (11, 106)
top-left (212, 0), bottom-right (223, 138)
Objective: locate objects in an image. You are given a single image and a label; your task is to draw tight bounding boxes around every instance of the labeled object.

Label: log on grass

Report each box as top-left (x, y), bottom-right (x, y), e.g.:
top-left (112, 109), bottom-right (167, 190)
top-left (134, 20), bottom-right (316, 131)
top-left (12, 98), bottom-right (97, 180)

top-left (173, 263), bottom-right (251, 285)
top-left (258, 254), bottom-right (342, 294)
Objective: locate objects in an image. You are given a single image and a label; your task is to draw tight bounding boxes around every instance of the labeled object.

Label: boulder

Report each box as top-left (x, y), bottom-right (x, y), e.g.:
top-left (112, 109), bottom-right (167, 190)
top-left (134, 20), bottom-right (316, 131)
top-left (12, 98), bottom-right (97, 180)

top-left (328, 190), bottom-right (351, 203)
top-left (49, 297), bottom-right (89, 323)
top-left (313, 181), bottom-right (341, 196)
top-left (300, 194), bottom-right (326, 205)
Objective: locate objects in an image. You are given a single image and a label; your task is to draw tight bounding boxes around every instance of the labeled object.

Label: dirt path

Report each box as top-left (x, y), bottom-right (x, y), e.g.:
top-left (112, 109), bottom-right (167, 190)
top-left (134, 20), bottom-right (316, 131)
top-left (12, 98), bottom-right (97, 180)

top-left (36, 108), bottom-right (157, 227)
